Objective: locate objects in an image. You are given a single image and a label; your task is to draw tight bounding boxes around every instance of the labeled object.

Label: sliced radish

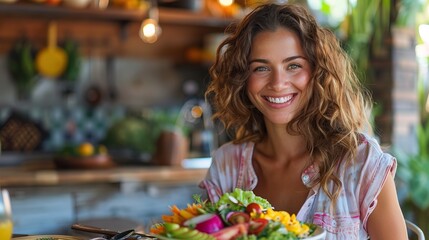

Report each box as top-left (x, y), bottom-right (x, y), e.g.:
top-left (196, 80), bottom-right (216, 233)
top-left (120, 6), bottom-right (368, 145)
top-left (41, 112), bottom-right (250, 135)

top-left (183, 213), bottom-right (224, 234)
top-left (211, 223), bottom-right (249, 240)
top-left (226, 212), bottom-right (250, 224)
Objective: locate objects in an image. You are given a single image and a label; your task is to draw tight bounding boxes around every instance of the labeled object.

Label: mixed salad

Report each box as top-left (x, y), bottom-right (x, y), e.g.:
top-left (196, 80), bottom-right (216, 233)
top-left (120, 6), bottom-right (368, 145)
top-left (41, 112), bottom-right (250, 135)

top-left (150, 188), bottom-right (318, 240)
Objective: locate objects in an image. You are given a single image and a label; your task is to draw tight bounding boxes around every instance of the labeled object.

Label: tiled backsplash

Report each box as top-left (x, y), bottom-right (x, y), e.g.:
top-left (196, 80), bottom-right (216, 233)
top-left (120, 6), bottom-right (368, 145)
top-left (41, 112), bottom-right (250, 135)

top-left (0, 105), bottom-right (126, 152)
top-left (0, 55), bottom-right (210, 154)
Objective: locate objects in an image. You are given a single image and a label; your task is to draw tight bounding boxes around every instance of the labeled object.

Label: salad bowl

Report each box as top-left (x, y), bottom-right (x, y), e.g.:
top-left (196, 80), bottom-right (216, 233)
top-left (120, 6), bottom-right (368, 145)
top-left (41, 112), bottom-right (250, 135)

top-left (150, 188), bottom-right (326, 240)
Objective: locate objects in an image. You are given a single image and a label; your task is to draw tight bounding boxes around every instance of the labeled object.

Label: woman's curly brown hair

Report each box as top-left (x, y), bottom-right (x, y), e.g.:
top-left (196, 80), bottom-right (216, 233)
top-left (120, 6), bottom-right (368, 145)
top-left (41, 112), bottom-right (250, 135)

top-left (205, 3), bottom-right (372, 201)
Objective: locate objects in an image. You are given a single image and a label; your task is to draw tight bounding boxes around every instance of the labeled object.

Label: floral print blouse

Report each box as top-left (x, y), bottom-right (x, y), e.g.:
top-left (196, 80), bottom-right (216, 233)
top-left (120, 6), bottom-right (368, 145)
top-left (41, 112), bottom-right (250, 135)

top-left (199, 133), bottom-right (396, 239)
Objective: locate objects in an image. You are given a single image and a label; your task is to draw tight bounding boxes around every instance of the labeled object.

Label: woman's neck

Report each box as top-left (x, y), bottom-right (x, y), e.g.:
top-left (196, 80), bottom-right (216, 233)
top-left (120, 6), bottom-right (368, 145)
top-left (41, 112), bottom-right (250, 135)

top-left (258, 123), bottom-right (308, 164)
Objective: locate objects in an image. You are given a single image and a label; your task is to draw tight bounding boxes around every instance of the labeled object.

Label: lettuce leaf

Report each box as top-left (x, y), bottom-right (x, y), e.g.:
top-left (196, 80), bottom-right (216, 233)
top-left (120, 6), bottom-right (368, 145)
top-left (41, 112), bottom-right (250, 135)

top-left (216, 188), bottom-right (272, 211)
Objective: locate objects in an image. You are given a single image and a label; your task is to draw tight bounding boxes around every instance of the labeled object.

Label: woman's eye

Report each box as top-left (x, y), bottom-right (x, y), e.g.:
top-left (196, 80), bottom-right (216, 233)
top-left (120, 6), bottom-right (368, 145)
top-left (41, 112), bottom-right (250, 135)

top-left (287, 64), bottom-right (301, 70)
top-left (253, 66), bottom-right (269, 72)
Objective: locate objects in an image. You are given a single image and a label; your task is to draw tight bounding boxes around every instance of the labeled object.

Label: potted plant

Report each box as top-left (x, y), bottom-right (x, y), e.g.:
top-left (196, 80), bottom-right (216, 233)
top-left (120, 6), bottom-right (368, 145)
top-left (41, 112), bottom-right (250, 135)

top-left (392, 0), bottom-right (429, 237)
top-left (395, 45), bottom-right (429, 238)
top-left (395, 71), bottom-right (429, 237)
top-left (315, 0), bottom-right (428, 237)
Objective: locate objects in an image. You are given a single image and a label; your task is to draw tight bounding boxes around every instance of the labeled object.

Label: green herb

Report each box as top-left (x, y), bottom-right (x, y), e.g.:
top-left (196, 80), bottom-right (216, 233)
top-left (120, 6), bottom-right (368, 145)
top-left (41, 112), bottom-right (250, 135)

top-left (192, 193), bottom-right (217, 214)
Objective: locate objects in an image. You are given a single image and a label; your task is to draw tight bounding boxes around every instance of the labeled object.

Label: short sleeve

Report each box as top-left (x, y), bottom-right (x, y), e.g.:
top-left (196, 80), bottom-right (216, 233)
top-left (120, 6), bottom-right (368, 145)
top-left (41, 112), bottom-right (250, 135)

top-left (358, 138), bottom-right (397, 230)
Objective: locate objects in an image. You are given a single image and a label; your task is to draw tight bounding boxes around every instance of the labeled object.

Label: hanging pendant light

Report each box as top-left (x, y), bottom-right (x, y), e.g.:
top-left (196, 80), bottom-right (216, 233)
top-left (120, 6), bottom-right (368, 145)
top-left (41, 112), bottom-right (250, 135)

top-left (139, 0), bottom-right (162, 44)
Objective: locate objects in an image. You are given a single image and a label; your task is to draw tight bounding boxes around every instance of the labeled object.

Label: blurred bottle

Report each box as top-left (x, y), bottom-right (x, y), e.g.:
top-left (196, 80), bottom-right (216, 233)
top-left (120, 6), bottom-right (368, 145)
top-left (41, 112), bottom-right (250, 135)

top-left (0, 189), bottom-right (13, 240)
top-left (176, 98), bottom-right (217, 158)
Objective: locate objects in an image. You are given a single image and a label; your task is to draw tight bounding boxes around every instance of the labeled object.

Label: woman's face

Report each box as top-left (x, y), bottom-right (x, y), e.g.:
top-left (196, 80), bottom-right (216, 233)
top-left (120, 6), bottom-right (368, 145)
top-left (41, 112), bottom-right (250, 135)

top-left (247, 27), bottom-right (312, 126)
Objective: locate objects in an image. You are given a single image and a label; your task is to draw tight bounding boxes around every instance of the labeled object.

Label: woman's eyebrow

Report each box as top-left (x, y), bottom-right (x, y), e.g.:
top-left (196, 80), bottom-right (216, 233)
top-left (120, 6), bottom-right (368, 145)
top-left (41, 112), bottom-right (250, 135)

top-left (249, 55), bottom-right (306, 64)
top-left (282, 56), bottom-right (307, 63)
top-left (249, 58), bottom-right (269, 64)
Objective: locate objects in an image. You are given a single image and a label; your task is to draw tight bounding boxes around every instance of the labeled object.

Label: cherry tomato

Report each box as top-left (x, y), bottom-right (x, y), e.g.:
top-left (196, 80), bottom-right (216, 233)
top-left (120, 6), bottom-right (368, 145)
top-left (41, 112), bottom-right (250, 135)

top-left (248, 218), bottom-right (269, 235)
top-left (246, 203), bottom-right (262, 214)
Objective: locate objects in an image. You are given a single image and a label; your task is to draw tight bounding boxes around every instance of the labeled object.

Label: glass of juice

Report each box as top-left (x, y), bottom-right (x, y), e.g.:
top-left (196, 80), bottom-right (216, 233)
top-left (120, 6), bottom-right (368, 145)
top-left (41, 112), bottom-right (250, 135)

top-left (0, 189), bottom-right (13, 240)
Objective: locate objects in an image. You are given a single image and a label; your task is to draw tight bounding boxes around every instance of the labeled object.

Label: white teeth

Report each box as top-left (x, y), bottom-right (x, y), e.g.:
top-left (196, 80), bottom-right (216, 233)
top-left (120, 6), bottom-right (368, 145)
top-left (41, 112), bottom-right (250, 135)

top-left (267, 95), bottom-right (292, 104)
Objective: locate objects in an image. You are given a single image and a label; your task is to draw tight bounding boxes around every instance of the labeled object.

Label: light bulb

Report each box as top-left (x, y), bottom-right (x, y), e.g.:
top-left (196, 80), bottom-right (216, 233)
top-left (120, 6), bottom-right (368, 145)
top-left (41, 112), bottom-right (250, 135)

top-left (219, 0), bottom-right (233, 7)
top-left (191, 105), bottom-right (204, 118)
top-left (139, 18), bottom-right (162, 43)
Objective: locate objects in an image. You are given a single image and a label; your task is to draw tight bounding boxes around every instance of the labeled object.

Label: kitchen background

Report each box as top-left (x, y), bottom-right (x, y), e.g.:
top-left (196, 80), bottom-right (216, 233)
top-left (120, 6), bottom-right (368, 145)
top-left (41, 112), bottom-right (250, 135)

top-left (0, 0), bottom-right (251, 236)
top-left (0, 0), bottom-right (239, 165)
top-left (1, 0), bottom-right (429, 238)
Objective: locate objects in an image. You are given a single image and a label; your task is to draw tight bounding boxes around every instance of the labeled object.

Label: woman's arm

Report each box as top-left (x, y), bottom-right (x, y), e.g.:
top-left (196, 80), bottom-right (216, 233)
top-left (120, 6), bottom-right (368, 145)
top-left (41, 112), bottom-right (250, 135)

top-left (366, 174), bottom-right (408, 239)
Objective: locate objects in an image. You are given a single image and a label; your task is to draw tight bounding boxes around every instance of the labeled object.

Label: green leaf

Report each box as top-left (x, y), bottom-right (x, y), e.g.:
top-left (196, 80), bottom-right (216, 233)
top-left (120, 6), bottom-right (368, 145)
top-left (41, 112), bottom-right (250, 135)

top-left (320, 1), bottom-right (331, 15)
top-left (216, 188), bottom-right (272, 211)
top-left (410, 173), bottom-right (429, 209)
top-left (416, 123), bottom-right (428, 157)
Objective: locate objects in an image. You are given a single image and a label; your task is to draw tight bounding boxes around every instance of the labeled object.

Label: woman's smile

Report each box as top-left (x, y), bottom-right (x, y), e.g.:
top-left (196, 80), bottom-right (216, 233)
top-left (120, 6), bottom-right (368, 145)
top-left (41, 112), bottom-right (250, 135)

top-left (263, 93), bottom-right (297, 110)
top-left (265, 94), bottom-right (293, 104)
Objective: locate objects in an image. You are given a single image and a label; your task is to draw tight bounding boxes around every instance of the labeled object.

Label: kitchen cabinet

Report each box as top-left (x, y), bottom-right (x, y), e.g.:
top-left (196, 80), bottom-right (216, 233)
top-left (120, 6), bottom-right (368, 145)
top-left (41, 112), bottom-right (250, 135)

top-left (0, 3), bottom-right (234, 61)
top-left (2, 166), bottom-right (207, 235)
top-left (11, 188), bottom-right (75, 235)
top-left (10, 183), bottom-right (202, 235)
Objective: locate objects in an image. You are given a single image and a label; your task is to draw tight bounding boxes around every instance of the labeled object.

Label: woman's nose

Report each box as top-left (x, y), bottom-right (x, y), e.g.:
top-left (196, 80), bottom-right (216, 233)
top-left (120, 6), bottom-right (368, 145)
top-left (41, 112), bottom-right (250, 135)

top-left (269, 68), bottom-right (289, 91)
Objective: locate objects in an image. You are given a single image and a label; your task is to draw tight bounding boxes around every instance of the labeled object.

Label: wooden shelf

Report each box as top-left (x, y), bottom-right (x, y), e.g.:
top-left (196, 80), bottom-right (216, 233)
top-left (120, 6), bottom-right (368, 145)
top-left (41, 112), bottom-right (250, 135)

top-left (0, 3), bottom-right (235, 27)
top-left (0, 3), bottom-right (145, 21)
top-left (0, 3), bottom-right (234, 57)
top-left (159, 8), bottom-right (234, 27)
top-left (0, 165), bottom-right (208, 187)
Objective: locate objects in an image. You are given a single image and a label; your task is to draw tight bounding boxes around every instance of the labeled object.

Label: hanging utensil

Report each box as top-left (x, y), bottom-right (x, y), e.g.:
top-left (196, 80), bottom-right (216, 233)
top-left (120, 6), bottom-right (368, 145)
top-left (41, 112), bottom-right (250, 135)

top-left (7, 37), bottom-right (38, 98)
top-left (35, 21), bottom-right (68, 79)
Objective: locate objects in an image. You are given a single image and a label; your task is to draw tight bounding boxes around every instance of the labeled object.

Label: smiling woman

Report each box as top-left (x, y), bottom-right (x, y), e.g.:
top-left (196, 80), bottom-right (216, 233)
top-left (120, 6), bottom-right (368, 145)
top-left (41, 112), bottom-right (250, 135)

top-left (201, 2), bottom-right (408, 239)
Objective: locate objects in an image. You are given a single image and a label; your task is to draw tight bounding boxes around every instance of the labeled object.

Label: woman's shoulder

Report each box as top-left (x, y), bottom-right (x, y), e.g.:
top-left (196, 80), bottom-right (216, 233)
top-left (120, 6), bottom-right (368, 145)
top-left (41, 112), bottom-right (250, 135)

top-left (356, 133), bottom-right (393, 162)
top-left (357, 132), bottom-right (382, 150)
top-left (212, 142), bottom-right (254, 165)
top-left (216, 141), bottom-right (245, 150)
top-left (214, 141), bottom-right (254, 156)
top-left (342, 132), bottom-right (396, 177)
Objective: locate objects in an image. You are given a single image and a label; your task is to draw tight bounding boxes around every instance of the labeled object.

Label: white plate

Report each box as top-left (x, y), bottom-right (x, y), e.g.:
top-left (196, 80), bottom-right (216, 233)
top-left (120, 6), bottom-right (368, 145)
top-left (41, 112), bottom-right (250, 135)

top-left (305, 226), bottom-right (326, 240)
top-left (154, 226), bottom-right (326, 239)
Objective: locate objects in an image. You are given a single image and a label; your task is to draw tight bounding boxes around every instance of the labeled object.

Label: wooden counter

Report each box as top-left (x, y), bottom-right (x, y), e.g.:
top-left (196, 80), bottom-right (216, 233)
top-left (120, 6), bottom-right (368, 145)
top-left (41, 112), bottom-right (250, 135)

top-left (0, 166), bottom-right (208, 187)
top-left (2, 165), bottom-right (209, 235)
